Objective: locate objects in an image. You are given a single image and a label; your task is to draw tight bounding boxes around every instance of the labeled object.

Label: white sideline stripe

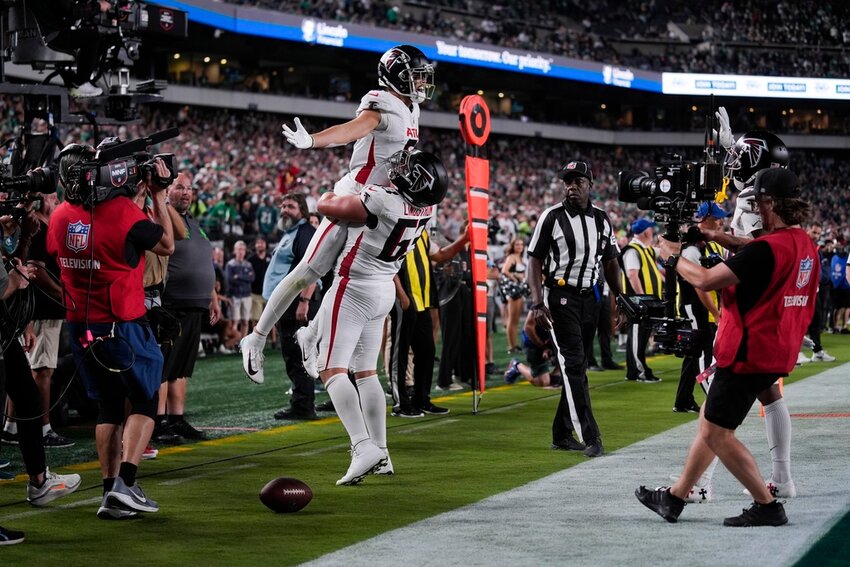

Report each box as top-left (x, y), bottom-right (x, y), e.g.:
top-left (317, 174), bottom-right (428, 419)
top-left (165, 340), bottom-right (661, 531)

top-left (396, 419), bottom-right (458, 435)
top-left (158, 463), bottom-right (256, 486)
top-left (305, 363), bottom-right (850, 567)
top-left (0, 496), bottom-right (101, 521)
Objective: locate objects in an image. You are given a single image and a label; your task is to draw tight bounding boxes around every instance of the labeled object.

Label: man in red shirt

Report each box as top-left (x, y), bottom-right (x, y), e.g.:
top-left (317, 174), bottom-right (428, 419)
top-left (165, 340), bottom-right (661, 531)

top-left (48, 145), bottom-right (175, 520)
top-left (636, 168), bottom-right (818, 527)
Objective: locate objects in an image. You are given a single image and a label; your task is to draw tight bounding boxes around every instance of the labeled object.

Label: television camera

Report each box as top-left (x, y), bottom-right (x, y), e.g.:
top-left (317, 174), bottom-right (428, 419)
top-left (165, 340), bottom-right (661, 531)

top-left (63, 127), bottom-right (179, 208)
top-left (614, 101), bottom-right (726, 358)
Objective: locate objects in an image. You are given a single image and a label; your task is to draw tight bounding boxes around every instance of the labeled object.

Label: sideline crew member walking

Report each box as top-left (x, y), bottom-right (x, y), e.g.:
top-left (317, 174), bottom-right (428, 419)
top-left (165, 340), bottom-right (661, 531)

top-left (527, 161), bottom-right (622, 458)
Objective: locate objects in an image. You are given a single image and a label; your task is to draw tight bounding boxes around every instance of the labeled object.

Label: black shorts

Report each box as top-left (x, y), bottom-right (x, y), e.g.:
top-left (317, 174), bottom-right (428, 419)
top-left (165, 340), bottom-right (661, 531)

top-left (524, 343), bottom-right (552, 378)
top-left (703, 366), bottom-right (781, 430)
top-left (162, 309), bottom-right (205, 381)
top-left (830, 288), bottom-right (850, 309)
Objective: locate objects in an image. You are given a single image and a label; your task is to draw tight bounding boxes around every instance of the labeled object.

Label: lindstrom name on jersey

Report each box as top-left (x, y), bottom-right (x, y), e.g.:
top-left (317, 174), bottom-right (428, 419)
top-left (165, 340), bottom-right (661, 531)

top-left (350, 90), bottom-right (420, 187)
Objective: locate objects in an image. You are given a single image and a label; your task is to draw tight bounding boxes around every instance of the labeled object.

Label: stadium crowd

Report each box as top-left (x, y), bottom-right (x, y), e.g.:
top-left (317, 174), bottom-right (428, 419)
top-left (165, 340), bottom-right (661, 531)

top-left (224, 0), bottom-right (850, 77)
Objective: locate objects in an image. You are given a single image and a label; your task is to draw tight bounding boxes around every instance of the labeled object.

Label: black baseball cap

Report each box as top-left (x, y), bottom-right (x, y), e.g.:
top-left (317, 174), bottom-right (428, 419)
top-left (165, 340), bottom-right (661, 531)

top-left (560, 161), bottom-right (593, 183)
top-left (753, 168), bottom-right (800, 198)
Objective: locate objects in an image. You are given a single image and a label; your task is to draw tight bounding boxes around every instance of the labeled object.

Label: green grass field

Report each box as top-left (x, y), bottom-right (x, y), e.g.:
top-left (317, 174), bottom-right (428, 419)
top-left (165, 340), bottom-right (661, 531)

top-left (1, 332), bottom-right (848, 565)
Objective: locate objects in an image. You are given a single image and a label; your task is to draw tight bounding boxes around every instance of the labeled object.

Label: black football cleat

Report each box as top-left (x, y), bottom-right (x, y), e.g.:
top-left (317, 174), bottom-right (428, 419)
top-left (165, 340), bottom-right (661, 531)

top-left (723, 500), bottom-right (788, 527)
top-left (583, 438), bottom-right (604, 458)
top-left (635, 486), bottom-right (685, 523)
top-left (551, 434), bottom-right (586, 451)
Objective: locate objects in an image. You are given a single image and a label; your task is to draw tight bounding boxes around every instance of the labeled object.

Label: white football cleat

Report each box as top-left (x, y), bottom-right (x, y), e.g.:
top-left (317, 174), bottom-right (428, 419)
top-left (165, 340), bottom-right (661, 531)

top-left (375, 449), bottom-right (394, 475)
top-left (669, 474), bottom-right (712, 504)
top-left (744, 478), bottom-right (797, 498)
top-left (240, 333), bottom-right (266, 384)
top-left (811, 350), bottom-right (836, 362)
top-left (795, 352), bottom-right (810, 365)
top-left (336, 441), bottom-right (387, 486)
top-left (295, 326), bottom-right (319, 379)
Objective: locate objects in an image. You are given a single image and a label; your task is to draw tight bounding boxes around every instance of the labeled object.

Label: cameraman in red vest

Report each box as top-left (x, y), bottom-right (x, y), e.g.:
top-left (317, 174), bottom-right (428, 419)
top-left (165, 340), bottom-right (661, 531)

top-left (636, 168), bottom-right (819, 527)
top-left (47, 144), bottom-right (175, 520)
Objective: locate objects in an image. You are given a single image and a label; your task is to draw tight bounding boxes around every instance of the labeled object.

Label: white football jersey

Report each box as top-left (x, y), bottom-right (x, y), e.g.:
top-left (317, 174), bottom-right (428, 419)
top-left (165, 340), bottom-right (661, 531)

top-left (349, 90), bottom-right (420, 186)
top-left (335, 185), bottom-right (434, 281)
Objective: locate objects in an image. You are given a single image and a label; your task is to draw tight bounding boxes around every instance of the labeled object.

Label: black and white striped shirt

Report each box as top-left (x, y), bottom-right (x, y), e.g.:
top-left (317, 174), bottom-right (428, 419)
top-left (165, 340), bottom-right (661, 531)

top-left (528, 201), bottom-right (619, 290)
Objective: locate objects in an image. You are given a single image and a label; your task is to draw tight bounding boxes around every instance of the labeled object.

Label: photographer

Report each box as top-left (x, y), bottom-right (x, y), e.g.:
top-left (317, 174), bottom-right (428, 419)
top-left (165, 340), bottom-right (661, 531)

top-left (29, 1), bottom-right (112, 98)
top-left (637, 168), bottom-right (818, 527)
top-left (621, 218), bottom-right (662, 383)
top-left (47, 144), bottom-right (175, 520)
top-left (0, 210), bottom-right (82, 544)
top-left (672, 203), bottom-right (727, 414)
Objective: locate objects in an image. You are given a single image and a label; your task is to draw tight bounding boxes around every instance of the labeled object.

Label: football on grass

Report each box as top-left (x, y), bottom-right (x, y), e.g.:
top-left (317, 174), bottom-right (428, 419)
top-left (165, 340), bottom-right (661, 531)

top-left (259, 477), bottom-right (313, 513)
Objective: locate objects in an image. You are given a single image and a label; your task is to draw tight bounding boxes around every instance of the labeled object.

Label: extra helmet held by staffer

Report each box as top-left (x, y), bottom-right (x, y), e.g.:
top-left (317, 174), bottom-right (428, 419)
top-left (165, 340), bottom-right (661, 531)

top-left (377, 45), bottom-right (435, 104)
top-left (387, 149), bottom-right (448, 207)
top-left (725, 130), bottom-right (789, 190)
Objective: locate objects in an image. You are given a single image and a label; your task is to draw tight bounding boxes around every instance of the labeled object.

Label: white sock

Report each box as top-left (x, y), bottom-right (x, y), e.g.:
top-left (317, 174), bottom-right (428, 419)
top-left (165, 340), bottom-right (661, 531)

top-left (4, 420), bottom-right (17, 435)
top-left (325, 374), bottom-right (369, 447)
top-left (356, 375), bottom-right (386, 449)
top-left (255, 262), bottom-right (318, 336)
top-left (698, 457), bottom-right (719, 487)
top-left (42, 424), bottom-right (52, 436)
top-left (764, 397), bottom-right (792, 484)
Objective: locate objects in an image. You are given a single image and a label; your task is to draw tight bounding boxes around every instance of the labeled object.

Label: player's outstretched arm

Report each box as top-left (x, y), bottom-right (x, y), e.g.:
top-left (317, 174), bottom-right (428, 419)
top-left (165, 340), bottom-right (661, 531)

top-left (316, 193), bottom-right (368, 223)
top-left (282, 111), bottom-right (381, 149)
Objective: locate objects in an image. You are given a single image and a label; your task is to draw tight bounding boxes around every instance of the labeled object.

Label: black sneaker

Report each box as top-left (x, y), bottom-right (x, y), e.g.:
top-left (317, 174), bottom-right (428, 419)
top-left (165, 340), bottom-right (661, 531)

top-left (169, 418), bottom-right (206, 440)
top-left (420, 403), bottom-right (449, 415)
top-left (635, 486), bottom-right (685, 523)
top-left (1, 431), bottom-right (19, 445)
top-left (638, 375), bottom-right (662, 383)
top-left (273, 407), bottom-right (318, 421)
top-left (316, 400), bottom-right (335, 412)
top-left (152, 422), bottom-right (184, 444)
top-left (673, 403), bottom-right (701, 414)
top-left (583, 438), bottom-right (604, 458)
top-left (43, 430), bottom-right (75, 448)
top-left (723, 500), bottom-right (788, 527)
top-left (0, 525), bottom-right (25, 546)
top-left (391, 406), bottom-right (424, 418)
top-left (484, 362), bottom-right (496, 375)
top-left (551, 434), bottom-right (585, 451)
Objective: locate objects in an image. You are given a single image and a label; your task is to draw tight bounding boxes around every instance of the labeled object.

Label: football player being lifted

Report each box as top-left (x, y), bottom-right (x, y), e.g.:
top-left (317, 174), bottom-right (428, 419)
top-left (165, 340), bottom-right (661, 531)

top-left (311, 150), bottom-right (447, 485)
top-left (241, 45), bottom-right (435, 384)
top-left (670, 111), bottom-right (799, 504)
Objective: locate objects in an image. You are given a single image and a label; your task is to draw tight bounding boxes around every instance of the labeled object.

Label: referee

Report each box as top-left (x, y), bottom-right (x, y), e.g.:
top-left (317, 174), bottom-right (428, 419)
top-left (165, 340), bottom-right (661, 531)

top-left (527, 161), bottom-right (622, 458)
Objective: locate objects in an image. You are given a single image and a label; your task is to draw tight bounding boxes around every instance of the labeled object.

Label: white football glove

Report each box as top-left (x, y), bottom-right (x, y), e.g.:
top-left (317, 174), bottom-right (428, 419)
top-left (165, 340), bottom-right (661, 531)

top-left (282, 117), bottom-right (314, 149)
top-left (715, 106), bottom-right (734, 150)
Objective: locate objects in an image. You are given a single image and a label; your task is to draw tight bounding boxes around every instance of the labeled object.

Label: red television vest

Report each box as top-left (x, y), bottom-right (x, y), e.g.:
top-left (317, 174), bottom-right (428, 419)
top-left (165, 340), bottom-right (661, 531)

top-left (714, 227), bottom-right (819, 374)
top-left (47, 198), bottom-right (150, 323)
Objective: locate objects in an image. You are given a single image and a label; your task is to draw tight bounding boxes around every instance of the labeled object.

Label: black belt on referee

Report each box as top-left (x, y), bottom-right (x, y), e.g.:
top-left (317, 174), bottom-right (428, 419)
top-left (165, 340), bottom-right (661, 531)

top-left (544, 277), bottom-right (593, 295)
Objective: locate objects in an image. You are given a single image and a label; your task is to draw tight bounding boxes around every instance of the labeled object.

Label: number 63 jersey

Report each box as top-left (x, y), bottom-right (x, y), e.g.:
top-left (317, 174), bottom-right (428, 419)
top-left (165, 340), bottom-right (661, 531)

top-left (334, 184), bottom-right (434, 281)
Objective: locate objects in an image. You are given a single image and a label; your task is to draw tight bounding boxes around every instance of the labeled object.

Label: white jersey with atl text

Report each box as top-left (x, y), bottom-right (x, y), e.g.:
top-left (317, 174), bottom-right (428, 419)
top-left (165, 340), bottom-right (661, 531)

top-left (334, 185), bottom-right (433, 282)
top-left (349, 90), bottom-right (420, 186)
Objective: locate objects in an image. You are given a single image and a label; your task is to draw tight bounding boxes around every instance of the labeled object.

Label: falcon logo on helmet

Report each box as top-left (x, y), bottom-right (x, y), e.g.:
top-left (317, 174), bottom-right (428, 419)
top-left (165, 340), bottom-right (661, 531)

top-left (387, 150), bottom-right (448, 207)
top-left (724, 130), bottom-right (789, 191)
top-left (740, 137), bottom-right (768, 169)
top-left (378, 45), bottom-right (435, 104)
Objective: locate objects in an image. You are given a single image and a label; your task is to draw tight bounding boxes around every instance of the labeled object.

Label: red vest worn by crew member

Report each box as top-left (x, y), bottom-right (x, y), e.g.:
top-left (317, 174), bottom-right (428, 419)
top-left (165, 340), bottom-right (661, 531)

top-left (714, 227), bottom-right (819, 374)
top-left (47, 198), bottom-right (149, 323)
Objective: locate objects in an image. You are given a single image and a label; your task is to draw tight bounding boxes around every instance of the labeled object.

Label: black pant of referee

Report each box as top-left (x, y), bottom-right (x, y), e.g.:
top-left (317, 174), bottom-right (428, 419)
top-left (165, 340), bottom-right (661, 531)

top-left (547, 286), bottom-right (603, 456)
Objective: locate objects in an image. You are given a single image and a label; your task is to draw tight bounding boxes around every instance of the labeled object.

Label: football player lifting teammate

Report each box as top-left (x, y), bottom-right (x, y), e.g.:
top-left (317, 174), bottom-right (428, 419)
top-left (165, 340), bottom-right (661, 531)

top-left (241, 45), bottom-right (435, 384)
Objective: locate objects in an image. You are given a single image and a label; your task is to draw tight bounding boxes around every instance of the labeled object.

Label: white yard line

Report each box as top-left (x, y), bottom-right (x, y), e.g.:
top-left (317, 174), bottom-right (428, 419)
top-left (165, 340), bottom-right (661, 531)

top-left (305, 363), bottom-right (850, 567)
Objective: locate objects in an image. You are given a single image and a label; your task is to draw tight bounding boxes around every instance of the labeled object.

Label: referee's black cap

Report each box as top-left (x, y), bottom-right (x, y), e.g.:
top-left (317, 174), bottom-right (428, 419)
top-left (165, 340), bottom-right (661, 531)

top-left (754, 168), bottom-right (800, 198)
top-left (560, 161), bottom-right (593, 184)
